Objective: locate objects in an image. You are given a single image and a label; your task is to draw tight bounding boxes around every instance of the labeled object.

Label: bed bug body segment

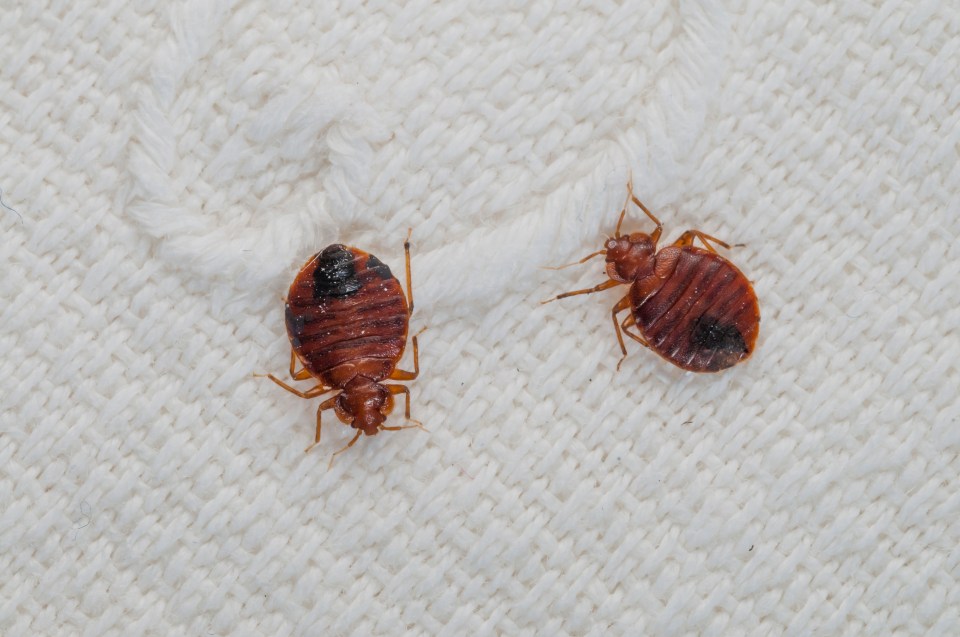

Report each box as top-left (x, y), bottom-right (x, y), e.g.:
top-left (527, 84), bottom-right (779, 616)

top-left (547, 181), bottom-right (760, 373)
top-left (628, 245), bottom-right (759, 372)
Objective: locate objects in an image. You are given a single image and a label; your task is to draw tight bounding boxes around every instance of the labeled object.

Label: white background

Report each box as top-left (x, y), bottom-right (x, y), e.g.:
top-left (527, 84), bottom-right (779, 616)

top-left (2, 1), bottom-right (959, 635)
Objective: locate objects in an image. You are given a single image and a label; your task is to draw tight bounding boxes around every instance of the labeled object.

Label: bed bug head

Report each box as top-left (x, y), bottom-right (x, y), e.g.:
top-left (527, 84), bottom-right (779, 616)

top-left (604, 233), bottom-right (656, 283)
top-left (334, 377), bottom-right (393, 435)
top-left (601, 180), bottom-right (663, 283)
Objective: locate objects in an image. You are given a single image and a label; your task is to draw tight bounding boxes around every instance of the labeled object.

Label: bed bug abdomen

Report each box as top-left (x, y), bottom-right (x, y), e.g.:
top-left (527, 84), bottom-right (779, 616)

top-left (285, 244), bottom-right (409, 384)
top-left (631, 247), bottom-right (759, 372)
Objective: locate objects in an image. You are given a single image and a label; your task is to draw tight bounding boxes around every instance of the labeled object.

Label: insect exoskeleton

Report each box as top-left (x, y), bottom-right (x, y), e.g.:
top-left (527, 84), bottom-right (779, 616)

top-left (260, 231), bottom-right (424, 465)
top-left (545, 181), bottom-right (760, 373)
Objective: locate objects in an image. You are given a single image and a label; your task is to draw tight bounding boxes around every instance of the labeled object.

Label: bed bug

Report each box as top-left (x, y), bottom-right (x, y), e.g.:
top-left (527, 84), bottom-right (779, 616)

top-left (544, 180), bottom-right (760, 372)
top-left (260, 231), bottom-right (423, 465)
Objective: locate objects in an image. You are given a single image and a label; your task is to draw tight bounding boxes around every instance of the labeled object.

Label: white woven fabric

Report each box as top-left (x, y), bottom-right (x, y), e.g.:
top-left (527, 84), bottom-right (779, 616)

top-left (2, 1), bottom-right (959, 635)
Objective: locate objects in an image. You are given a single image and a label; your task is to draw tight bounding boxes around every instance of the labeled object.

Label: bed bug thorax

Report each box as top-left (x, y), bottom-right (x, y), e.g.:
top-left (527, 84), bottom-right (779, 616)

top-left (604, 233), bottom-right (657, 283)
top-left (545, 180), bottom-right (760, 373)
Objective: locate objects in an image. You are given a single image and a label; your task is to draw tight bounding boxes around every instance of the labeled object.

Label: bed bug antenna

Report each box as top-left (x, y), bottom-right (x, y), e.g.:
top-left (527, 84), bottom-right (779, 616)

top-left (541, 249), bottom-right (607, 271)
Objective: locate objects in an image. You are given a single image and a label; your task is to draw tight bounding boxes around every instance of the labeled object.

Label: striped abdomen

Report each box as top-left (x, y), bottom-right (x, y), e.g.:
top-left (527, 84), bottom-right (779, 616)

top-left (631, 247), bottom-right (760, 372)
top-left (285, 244), bottom-right (408, 386)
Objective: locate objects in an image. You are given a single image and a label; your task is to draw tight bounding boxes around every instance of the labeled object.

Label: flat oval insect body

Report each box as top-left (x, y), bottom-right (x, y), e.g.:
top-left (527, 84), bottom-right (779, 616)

top-left (262, 234), bottom-right (422, 463)
top-left (547, 181), bottom-right (759, 373)
top-left (628, 245), bottom-right (759, 372)
top-left (286, 244), bottom-right (408, 386)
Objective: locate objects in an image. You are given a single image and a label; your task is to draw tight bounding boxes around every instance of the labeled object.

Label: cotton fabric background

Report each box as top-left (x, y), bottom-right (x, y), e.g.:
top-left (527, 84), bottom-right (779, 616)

top-left (2, 1), bottom-right (959, 635)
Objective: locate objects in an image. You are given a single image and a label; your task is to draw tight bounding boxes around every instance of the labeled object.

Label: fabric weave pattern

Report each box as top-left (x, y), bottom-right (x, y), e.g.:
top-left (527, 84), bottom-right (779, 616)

top-left (1, 1), bottom-right (958, 635)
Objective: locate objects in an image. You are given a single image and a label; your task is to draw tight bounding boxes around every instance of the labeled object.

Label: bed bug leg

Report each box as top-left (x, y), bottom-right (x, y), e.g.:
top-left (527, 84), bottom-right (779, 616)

top-left (389, 332), bottom-right (421, 380)
top-left (612, 297), bottom-right (651, 371)
top-left (675, 230), bottom-right (730, 253)
top-left (541, 279), bottom-right (621, 304)
top-left (381, 421), bottom-right (427, 433)
top-left (387, 384), bottom-right (413, 418)
top-left (385, 384), bottom-right (427, 428)
top-left (628, 190), bottom-right (662, 244)
top-left (619, 175), bottom-right (663, 241)
top-left (611, 296), bottom-right (633, 371)
top-left (328, 430), bottom-right (362, 469)
top-left (404, 227), bottom-right (415, 316)
top-left (288, 349), bottom-right (312, 381)
top-left (260, 374), bottom-right (332, 399)
top-left (381, 384), bottom-right (428, 432)
top-left (304, 395), bottom-right (340, 453)
top-left (621, 313), bottom-right (649, 348)
top-left (381, 384), bottom-right (427, 432)
top-left (542, 249), bottom-right (607, 270)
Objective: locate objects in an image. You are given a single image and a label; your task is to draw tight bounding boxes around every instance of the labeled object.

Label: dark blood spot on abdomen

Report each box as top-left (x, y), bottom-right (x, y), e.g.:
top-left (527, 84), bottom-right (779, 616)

top-left (285, 304), bottom-right (306, 348)
top-left (691, 316), bottom-right (747, 354)
top-left (313, 244), bottom-right (363, 298)
top-left (366, 254), bottom-right (392, 280)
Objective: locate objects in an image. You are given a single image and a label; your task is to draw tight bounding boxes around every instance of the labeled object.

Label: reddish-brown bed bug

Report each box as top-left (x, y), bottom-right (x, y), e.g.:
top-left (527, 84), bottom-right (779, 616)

top-left (545, 180), bottom-right (760, 373)
top-left (260, 231), bottom-right (424, 465)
